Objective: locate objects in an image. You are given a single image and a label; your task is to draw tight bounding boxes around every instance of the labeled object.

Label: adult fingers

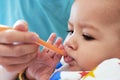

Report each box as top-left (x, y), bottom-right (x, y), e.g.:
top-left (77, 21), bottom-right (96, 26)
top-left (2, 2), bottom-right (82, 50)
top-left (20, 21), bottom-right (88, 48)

top-left (0, 30), bottom-right (39, 44)
top-left (0, 44), bottom-right (39, 57)
top-left (2, 62), bottom-right (29, 73)
top-left (0, 51), bottom-right (37, 65)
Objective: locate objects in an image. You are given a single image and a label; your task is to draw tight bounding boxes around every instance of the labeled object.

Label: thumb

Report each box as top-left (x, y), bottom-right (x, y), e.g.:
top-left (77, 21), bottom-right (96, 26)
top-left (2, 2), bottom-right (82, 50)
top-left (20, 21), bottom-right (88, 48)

top-left (13, 20), bottom-right (28, 32)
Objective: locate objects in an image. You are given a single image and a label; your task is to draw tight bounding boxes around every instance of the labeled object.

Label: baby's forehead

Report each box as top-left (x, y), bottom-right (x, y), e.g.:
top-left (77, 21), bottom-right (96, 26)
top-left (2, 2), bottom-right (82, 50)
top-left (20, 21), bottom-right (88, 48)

top-left (73, 0), bottom-right (120, 26)
top-left (75, 0), bottom-right (120, 15)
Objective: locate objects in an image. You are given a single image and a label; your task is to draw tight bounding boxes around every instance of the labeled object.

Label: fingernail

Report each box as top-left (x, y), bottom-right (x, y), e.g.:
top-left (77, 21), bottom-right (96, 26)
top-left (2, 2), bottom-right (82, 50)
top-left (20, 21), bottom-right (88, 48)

top-left (14, 20), bottom-right (27, 26)
top-left (32, 34), bottom-right (39, 41)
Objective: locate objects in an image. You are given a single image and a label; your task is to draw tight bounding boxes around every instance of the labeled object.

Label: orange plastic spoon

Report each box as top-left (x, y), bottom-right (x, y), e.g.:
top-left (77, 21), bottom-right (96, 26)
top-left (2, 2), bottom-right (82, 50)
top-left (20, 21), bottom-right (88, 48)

top-left (0, 25), bottom-right (64, 55)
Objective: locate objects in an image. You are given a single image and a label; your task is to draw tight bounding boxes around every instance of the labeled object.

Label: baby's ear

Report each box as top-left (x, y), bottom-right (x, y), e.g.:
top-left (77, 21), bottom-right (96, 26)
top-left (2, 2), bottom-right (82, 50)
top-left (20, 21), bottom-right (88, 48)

top-left (13, 20), bottom-right (28, 32)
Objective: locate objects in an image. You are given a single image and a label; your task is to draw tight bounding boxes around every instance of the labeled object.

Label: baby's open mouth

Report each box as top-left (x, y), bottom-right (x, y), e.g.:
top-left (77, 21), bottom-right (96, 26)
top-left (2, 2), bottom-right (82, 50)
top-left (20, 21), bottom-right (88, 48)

top-left (64, 55), bottom-right (74, 63)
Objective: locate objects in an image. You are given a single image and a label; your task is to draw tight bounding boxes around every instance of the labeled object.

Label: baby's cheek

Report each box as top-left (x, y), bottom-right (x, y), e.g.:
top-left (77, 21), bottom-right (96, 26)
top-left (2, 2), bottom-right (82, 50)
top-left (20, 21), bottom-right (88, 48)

top-left (77, 57), bottom-right (100, 71)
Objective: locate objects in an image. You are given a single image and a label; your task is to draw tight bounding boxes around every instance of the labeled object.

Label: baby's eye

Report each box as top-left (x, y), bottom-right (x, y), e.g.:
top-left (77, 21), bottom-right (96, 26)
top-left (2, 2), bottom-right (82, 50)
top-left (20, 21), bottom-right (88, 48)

top-left (82, 33), bottom-right (95, 41)
top-left (67, 30), bottom-right (73, 35)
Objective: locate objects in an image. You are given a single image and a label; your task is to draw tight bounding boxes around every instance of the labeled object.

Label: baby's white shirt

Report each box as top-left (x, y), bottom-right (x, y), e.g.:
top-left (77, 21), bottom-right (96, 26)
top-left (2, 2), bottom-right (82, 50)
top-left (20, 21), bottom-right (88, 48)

top-left (50, 58), bottom-right (120, 80)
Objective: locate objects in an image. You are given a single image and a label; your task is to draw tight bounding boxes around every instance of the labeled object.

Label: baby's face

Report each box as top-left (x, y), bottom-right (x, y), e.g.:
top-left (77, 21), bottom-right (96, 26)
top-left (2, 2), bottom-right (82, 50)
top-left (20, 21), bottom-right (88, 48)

top-left (64, 0), bottom-right (120, 71)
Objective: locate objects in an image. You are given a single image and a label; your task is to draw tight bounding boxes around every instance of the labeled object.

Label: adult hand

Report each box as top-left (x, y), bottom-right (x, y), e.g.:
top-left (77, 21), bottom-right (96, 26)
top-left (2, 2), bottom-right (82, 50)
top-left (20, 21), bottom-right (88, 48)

top-left (0, 20), bottom-right (39, 74)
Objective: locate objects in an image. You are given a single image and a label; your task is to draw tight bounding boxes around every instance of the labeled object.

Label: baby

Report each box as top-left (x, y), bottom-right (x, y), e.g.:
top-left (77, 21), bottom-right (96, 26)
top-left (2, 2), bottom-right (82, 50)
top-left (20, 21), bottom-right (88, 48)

top-left (1, 0), bottom-right (120, 80)
top-left (23, 0), bottom-right (120, 80)
top-left (63, 0), bottom-right (120, 71)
